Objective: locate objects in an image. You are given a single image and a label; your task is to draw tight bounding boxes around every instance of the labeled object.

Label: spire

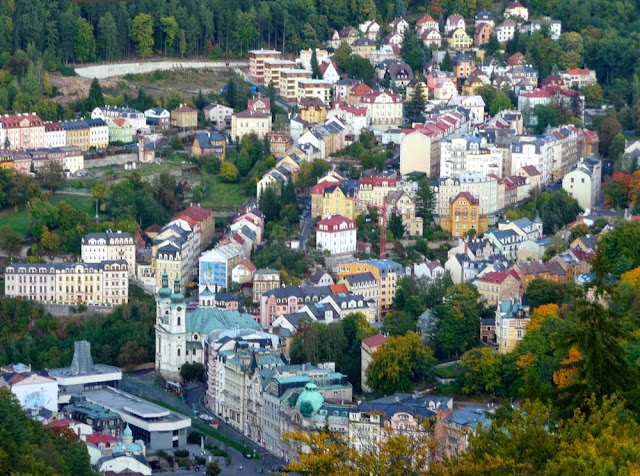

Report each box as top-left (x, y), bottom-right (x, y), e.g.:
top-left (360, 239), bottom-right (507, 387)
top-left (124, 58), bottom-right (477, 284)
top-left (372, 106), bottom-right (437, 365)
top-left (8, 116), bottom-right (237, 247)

top-left (71, 341), bottom-right (95, 375)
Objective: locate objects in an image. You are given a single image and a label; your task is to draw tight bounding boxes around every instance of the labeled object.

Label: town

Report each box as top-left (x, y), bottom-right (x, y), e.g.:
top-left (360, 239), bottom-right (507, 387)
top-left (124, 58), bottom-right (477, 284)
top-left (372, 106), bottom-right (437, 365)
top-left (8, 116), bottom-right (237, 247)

top-left (1, 0), bottom-right (640, 475)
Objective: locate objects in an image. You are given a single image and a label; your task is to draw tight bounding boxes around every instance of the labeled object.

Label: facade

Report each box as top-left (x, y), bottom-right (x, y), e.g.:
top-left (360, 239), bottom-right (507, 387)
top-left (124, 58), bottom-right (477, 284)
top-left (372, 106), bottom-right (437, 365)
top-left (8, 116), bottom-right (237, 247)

top-left (361, 334), bottom-right (387, 392)
top-left (447, 29), bottom-right (473, 50)
top-left (435, 174), bottom-right (500, 218)
top-left (360, 90), bottom-right (403, 127)
top-left (439, 192), bottom-right (489, 237)
top-left (316, 215), bottom-right (357, 256)
top-left (0, 364), bottom-right (59, 414)
top-left (440, 136), bottom-right (504, 179)
top-left (152, 221), bottom-right (200, 291)
top-left (249, 49), bottom-right (282, 84)
top-left (172, 204), bottom-right (216, 252)
top-left (85, 118), bottom-right (110, 150)
top-left (496, 20), bottom-right (516, 43)
top-left (0, 114), bottom-right (45, 150)
top-left (264, 59), bottom-right (297, 90)
top-left (562, 156), bottom-right (602, 210)
top-left (4, 261), bottom-right (129, 306)
top-left (63, 120), bottom-right (90, 151)
top-left (231, 110), bottom-right (272, 141)
top-left (473, 270), bottom-right (521, 305)
top-left (171, 104), bottom-right (197, 128)
top-left (399, 130), bottom-right (440, 177)
top-left (495, 300), bottom-right (530, 353)
top-left (203, 103), bottom-right (233, 131)
top-left (297, 80), bottom-right (331, 104)
top-left (386, 190), bottom-right (423, 237)
top-left (106, 118), bottom-right (133, 144)
top-left (81, 232), bottom-right (136, 273)
top-left (253, 269), bottom-right (281, 303)
top-left (44, 122), bottom-right (67, 148)
top-left (199, 243), bottom-right (246, 292)
top-left (504, 1), bottom-right (529, 20)
top-left (192, 131), bottom-right (226, 159)
top-left (299, 98), bottom-right (328, 125)
top-left (279, 69), bottom-right (312, 102)
top-left (338, 259), bottom-right (404, 314)
top-left (91, 106), bottom-right (146, 133)
top-left (144, 107), bottom-right (171, 129)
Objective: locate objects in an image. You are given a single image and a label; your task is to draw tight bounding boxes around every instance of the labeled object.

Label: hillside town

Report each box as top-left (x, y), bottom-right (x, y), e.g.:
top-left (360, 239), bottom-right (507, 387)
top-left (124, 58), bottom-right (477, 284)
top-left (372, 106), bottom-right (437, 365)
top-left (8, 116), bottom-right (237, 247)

top-left (1, 0), bottom-right (640, 474)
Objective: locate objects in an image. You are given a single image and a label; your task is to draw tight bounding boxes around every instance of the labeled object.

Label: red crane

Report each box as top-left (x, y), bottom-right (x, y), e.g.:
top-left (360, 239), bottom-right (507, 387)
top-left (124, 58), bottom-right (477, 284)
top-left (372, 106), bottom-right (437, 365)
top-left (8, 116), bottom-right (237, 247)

top-left (353, 196), bottom-right (388, 259)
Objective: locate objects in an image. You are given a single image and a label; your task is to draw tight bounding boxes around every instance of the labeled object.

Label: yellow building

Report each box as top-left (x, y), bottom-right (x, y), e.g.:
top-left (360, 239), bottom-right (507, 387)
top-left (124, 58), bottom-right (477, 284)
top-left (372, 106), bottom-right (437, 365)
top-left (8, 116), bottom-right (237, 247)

top-left (0, 150), bottom-right (14, 169)
top-left (338, 259), bottom-right (404, 315)
top-left (439, 192), bottom-right (489, 237)
top-left (496, 300), bottom-right (530, 354)
top-left (322, 184), bottom-right (357, 220)
top-left (63, 121), bottom-right (91, 151)
top-left (299, 98), bottom-right (328, 125)
top-left (447, 28), bottom-right (472, 50)
top-left (171, 104), bottom-right (198, 128)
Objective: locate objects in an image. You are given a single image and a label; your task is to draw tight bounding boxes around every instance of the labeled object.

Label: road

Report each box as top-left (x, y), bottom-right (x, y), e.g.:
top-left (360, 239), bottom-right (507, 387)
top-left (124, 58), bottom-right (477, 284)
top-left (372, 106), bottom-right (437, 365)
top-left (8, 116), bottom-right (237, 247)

top-left (185, 385), bottom-right (287, 475)
top-left (299, 217), bottom-right (316, 251)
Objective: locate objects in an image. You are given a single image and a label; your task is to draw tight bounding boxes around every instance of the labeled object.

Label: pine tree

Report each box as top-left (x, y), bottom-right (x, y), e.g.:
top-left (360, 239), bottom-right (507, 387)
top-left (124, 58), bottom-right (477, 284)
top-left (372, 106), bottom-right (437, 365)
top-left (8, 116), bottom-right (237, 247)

top-left (225, 79), bottom-right (237, 109)
top-left (311, 48), bottom-right (321, 79)
top-left (86, 78), bottom-right (104, 111)
top-left (406, 82), bottom-right (427, 120)
top-left (440, 51), bottom-right (453, 72)
top-left (394, 0), bottom-right (406, 18)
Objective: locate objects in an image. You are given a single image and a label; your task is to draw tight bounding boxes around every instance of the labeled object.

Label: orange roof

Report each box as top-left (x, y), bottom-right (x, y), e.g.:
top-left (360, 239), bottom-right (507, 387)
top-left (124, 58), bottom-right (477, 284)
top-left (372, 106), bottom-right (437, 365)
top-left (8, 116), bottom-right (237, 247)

top-left (329, 284), bottom-right (349, 294)
top-left (350, 83), bottom-right (373, 97)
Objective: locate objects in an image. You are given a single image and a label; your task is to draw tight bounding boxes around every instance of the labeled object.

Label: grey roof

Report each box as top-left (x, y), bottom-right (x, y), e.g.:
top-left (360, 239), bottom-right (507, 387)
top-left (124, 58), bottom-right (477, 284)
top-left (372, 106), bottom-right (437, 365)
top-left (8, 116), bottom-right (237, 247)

top-left (187, 308), bottom-right (260, 334)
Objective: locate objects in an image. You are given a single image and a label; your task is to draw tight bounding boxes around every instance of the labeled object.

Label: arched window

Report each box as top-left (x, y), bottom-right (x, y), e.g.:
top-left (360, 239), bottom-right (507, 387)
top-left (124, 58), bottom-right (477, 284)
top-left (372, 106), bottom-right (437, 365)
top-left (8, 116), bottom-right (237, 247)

top-left (177, 348), bottom-right (181, 356)
top-left (177, 316), bottom-right (181, 326)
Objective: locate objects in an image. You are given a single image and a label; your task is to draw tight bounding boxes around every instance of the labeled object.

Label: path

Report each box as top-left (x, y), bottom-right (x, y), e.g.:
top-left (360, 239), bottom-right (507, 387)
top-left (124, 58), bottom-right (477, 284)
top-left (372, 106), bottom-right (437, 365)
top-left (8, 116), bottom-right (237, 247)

top-left (74, 60), bottom-right (249, 80)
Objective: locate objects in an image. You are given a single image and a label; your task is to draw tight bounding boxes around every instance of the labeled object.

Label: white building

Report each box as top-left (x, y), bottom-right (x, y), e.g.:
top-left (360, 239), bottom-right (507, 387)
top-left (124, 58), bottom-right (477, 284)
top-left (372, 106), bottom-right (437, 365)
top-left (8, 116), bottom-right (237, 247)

top-left (562, 156), bottom-right (602, 210)
top-left (81, 231), bottom-right (136, 275)
top-left (360, 90), bottom-right (403, 127)
top-left (440, 136), bottom-right (505, 179)
top-left (326, 103), bottom-right (370, 138)
top-left (44, 123), bottom-right (67, 148)
top-left (496, 20), bottom-right (516, 43)
top-left (0, 364), bottom-right (59, 414)
top-left (447, 96), bottom-right (485, 125)
top-left (316, 215), bottom-right (357, 255)
top-left (298, 49), bottom-right (330, 71)
top-left (203, 103), bottom-right (234, 131)
top-left (231, 110), bottom-right (272, 141)
top-left (435, 174), bottom-right (500, 217)
top-left (91, 106), bottom-right (146, 133)
top-left (510, 138), bottom-right (552, 185)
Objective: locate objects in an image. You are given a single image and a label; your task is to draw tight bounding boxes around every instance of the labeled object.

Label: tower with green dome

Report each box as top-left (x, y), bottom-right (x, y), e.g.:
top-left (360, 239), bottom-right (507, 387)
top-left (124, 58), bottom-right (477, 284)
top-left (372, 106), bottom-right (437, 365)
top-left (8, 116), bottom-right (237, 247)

top-left (296, 383), bottom-right (325, 418)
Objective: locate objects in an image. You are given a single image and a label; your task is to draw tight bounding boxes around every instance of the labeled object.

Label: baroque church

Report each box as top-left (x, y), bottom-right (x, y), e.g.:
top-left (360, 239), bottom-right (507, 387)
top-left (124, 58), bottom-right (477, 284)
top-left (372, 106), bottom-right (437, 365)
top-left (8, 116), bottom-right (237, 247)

top-left (154, 271), bottom-right (261, 382)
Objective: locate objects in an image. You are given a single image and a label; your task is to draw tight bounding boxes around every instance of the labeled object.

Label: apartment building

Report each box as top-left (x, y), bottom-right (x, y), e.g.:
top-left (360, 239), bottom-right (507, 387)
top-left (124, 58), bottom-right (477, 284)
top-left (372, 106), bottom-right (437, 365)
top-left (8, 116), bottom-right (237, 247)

top-left (4, 261), bottom-right (129, 306)
top-left (263, 59), bottom-right (296, 90)
top-left (249, 49), bottom-right (282, 84)
top-left (439, 192), bottom-right (489, 238)
top-left (435, 174), bottom-right (499, 218)
top-left (495, 300), bottom-right (530, 353)
top-left (152, 221), bottom-right (201, 291)
top-left (297, 79), bottom-right (331, 105)
top-left (338, 259), bottom-right (404, 315)
top-left (91, 106), bottom-right (146, 133)
top-left (44, 122), bottom-right (67, 148)
top-left (0, 113), bottom-right (45, 150)
top-left (279, 69), bottom-right (312, 103)
top-left (231, 110), bottom-right (271, 141)
top-left (473, 270), bottom-right (521, 306)
top-left (359, 90), bottom-right (403, 127)
top-left (316, 215), bottom-right (357, 256)
top-left (252, 269), bottom-right (280, 303)
top-left (81, 231), bottom-right (136, 273)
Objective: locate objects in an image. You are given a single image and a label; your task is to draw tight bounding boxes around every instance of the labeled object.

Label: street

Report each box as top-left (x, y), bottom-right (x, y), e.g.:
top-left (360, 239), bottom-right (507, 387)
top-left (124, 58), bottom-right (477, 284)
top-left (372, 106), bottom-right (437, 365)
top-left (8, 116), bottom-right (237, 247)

top-left (299, 217), bottom-right (316, 251)
top-left (185, 385), bottom-right (287, 475)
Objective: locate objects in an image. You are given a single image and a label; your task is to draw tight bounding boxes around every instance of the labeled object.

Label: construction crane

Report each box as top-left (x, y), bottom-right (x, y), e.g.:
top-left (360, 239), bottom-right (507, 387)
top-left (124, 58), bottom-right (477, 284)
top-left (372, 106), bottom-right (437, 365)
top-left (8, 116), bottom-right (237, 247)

top-left (353, 196), bottom-right (388, 259)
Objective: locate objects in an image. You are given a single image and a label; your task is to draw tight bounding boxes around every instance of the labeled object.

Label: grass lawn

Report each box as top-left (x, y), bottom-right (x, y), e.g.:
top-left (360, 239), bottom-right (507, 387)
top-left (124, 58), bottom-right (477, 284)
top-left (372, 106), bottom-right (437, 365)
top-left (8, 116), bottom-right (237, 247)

top-left (0, 194), bottom-right (94, 237)
top-left (434, 363), bottom-right (463, 379)
top-left (200, 173), bottom-right (248, 210)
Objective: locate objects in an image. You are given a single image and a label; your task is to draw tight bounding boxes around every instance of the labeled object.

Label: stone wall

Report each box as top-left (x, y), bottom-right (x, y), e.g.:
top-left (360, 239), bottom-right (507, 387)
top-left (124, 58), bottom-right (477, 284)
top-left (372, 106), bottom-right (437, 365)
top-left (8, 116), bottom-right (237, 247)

top-left (84, 153), bottom-right (138, 169)
top-left (75, 60), bottom-right (249, 80)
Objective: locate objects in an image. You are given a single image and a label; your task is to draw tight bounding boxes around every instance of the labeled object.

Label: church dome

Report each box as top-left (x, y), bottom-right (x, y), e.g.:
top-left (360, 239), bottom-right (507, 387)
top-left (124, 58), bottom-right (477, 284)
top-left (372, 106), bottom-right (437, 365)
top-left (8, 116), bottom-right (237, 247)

top-left (158, 270), bottom-right (171, 297)
top-left (296, 383), bottom-right (324, 417)
top-left (123, 424), bottom-right (133, 441)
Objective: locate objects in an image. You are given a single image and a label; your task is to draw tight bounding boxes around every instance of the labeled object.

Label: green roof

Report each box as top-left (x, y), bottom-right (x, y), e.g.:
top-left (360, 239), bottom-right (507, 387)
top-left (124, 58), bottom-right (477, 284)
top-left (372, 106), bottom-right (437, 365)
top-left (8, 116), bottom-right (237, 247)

top-left (187, 308), bottom-right (260, 334)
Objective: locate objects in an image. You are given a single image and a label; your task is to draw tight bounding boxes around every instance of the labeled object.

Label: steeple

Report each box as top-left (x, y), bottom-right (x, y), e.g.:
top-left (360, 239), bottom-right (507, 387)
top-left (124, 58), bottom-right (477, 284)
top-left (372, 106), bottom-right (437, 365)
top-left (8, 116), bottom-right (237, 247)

top-left (158, 269), bottom-right (171, 298)
top-left (171, 276), bottom-right (184, 303)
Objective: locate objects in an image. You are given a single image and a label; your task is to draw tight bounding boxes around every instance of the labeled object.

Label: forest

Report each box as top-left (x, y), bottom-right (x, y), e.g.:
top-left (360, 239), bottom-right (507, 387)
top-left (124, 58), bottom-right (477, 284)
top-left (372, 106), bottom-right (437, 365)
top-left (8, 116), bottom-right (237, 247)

top-left (0, 0), bottom-right (636, 105)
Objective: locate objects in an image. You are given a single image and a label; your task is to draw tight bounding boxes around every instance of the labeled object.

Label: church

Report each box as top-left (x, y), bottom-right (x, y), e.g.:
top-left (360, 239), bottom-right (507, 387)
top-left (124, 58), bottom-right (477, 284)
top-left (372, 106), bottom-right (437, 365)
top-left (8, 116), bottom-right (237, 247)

top-left (154, 271), bottom-right (261, 382)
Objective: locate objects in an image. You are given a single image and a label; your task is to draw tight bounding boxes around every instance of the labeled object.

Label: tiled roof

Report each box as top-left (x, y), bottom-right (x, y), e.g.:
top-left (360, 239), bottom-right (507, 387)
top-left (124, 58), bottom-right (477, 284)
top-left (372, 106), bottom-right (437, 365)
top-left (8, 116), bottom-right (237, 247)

top-left (362, 334), bottom-right (387, 348)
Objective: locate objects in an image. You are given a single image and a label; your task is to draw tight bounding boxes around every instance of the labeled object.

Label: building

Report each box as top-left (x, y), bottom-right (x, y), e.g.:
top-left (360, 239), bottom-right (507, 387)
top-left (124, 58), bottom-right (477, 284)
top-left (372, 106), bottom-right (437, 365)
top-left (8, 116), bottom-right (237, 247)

top-left (81, 232), bottom-right (136, 274)
top-left (267, 132), bottom-right (293, 158)
top-left (473, 270), bottom-right (521, 305)
top-left (361, 334), bottom-right (387, 392)
top-left (316, 215), bottom-right (357, 256)
top-left (252, 268), bottom-right (280, 303)
top-left (299, 98), bottom-right (328, 125)
top-left (105, 118), bottom-right (133, 144)
top-left (203, 103), bottom-right (233, 132)
top-left (400, 129), bottom-right (441, 177)
top-left (495, 300), bottom-right (530, 353)
top-left (231, 110), bottom-right (271, 142)
top-left (0, 113), bottom-right (45, 150)
top-left (199, 243), bottom-right (246, 292)
top-left (416, 14), bottom-right (439, 34)
top-left (338, 259), bottom-right (404, 314)
top-left (279, 69), bottom-right (312, 102)
top-left (4, 261), bottom-right (129, 306)
top-left (171, 104), bottom-right (197, 129)
top-left (352, 38), bottom-right (377, 60)
top-left (360, 90), bottom-right (403, 127)
top-left (249, 49), bottom-right (282, 84)
top-left (496, 19), bottom-right (516, 43)
top-left (248, 97), bottom-right (272, 116)
top-left (562, 156), bottom-right (602, 210)
top-left (445, 14), bottom-right (466, 34)
top-left (447, 29), bottom-right (473, 50)
top-left (91, 106), bottom-right (146, 133)
top-left (435, 174), bottom-right (499, 219)
top-left (439, 192), bottom-right (489, 238)
top-left (191, 131), bottom-right (226, 159)
top-left (231, 209), bottom-right (265, 245)
top-left (386, 190), bottom-right (423, 236)
top-left (48, 341), bottom-right (122, 406)
top-left (0, 364), bottom-right (58, 415)
top-left (504, 1), bottom-right (529, 20)
top-left (359, 20), bottom-right (381, 40)
top-left (154, 272), bottom-right (260, 382)
top-left (144, 107), bottom-right (171, 129)
top-left (44, 122), bottom-right (66, 148)
top-left (439, 136), bottom-right (504, 178)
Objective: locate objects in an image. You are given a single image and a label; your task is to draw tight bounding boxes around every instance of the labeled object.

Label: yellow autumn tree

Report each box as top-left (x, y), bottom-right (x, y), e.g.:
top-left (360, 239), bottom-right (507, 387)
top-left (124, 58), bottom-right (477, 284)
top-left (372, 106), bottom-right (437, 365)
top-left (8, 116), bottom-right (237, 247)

top-left (553, 347), bottom-right (582, 388)
top-left (621, 265), bottom-right (640, 287)
top-left (528, 303), bottom-right (560, 331)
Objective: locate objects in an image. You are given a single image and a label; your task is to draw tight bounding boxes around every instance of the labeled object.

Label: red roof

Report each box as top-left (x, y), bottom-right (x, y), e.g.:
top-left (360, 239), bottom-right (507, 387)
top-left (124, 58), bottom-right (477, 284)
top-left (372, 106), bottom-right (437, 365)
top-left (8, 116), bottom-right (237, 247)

top-left (317, 215), bottom-right (357, 232)
top-left (173, 104), bottom-right (195, 113)
top-left (50, 418), bottom-right (74, 428)
top-left (174, 205), bottom-right (212, 223)
top-left (330, 283), bottom-right (349, 294)
top-left (312, 180), bottom-right (342, 194)
top-left (567, 68), bottom-right (592, 75)
top-left (85, 434), bottom-right (118, 447)
top-left (319, 61), bottom-right (337, 75)
top-left (477, 270), bottom-right (520, 284)
top-left (417, 14), bottom-right (436, 25)
top-left (111, 118), bottom-right (128, 128)
top-left (0, 114), bottom-right (43, 128)
top-left (362, 334), bottom-right (387, 348)
top-left (45, 122), bottom-right (63, 132)
top-left (359, 176), bottom-right (397, 187)
top-left (360, 90), bottom-right (402, 104)
top-left (451, 192), bottom-right (479, 205)
top-left (145, 223), bottom-right (162, 233)
top-left (350, 83), bottom-right (373, 97)
top-left (507, 1), bottom-right (524, 8)
top-left (241, 259), bottom-right (257, 272)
